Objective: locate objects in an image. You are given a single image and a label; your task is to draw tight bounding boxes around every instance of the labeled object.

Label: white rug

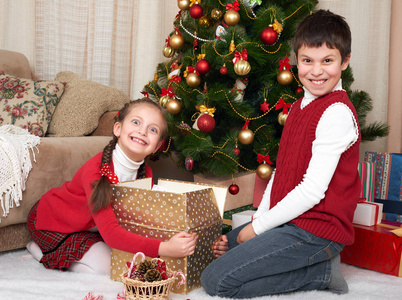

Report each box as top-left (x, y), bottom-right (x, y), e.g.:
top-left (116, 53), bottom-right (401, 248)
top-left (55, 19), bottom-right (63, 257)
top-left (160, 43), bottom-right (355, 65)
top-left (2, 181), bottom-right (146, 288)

top-left (0, 249), bottom-right (401, 300)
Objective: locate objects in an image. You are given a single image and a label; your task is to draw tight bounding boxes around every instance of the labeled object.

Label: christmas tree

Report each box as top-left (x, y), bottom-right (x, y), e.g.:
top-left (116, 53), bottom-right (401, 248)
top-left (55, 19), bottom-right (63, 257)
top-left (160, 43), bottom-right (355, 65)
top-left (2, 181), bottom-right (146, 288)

top-left (143, 0), bottom-right (388, 180)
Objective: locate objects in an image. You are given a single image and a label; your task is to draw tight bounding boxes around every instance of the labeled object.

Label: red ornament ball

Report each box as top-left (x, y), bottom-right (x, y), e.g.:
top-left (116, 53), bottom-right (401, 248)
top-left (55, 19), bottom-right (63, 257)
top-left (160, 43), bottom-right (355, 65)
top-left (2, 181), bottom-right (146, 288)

top-left (189, 3), bottom-right (204, 19)
top-left (220, 65), bottom-right (228, 75)
top-left (233, 147), bottom-right (240, 156)
top-left (260, 27), bottom-right (278, 45)
top-left (185, 156), bottom-right (194, 171)
top-left (295, 86), bottom-right (304, 94)
top-left (197, 113), bottom-right (215, 133)
top-left (228, 183), bottom-right (239, 195)
top-left (195, 59), bottom-right (211, 75)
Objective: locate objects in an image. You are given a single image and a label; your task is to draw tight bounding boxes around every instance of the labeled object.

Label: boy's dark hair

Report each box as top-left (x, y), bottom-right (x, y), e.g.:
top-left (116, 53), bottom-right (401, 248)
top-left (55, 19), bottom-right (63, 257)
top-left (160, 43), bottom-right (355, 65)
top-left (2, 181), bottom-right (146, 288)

top-left (294, 9), bottom-right (351, 63)
top-left (90, 98), bottom-right (168, 213)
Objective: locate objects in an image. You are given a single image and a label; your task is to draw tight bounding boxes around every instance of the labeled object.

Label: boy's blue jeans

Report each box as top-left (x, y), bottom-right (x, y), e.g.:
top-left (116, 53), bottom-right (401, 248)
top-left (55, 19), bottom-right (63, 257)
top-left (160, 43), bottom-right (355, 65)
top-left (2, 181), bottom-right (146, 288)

top-left (201, 222), bottom-right (344, 298)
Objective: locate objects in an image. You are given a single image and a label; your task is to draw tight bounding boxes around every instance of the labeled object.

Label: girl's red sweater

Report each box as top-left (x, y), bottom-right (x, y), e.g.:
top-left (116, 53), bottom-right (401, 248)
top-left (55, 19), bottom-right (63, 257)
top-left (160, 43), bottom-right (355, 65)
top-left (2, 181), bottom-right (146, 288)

top-left (35, 152), bottom-right (162, 257)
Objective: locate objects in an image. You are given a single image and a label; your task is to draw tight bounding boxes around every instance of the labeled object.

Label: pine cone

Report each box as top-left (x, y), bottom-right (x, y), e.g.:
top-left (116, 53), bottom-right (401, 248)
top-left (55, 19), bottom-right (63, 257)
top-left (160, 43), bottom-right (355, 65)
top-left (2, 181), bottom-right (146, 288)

top-left (145, 269), bottom-right (162, 282)
top-left (137, 260), bottom-right (156, 274)
top-left (130, 270), bottom-right (145, 281)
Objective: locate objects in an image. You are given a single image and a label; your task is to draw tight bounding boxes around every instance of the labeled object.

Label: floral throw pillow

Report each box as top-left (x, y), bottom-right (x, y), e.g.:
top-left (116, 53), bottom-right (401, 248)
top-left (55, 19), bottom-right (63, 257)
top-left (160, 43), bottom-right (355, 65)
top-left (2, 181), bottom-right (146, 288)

top-left (0, 72), bottom-right (65, 137)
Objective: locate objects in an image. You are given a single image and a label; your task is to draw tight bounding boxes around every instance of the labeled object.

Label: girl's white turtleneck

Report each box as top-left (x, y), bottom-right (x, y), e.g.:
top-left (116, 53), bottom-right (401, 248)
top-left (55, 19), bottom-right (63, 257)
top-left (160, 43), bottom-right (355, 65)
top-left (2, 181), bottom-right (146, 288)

top-left (112, 144), bottom-right (144, 183)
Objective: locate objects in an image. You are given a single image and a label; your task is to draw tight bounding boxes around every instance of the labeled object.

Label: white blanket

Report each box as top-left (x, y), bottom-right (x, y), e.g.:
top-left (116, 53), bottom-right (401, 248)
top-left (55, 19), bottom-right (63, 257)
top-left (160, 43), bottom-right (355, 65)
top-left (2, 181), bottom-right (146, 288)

top-left (0, 125), bottom-right (40, 222)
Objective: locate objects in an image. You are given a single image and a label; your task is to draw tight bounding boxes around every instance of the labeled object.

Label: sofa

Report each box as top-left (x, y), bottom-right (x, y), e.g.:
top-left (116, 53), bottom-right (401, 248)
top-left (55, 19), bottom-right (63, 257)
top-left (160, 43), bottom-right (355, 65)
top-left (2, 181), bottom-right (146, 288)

top-left (0, 49), bottom-right (193, 253)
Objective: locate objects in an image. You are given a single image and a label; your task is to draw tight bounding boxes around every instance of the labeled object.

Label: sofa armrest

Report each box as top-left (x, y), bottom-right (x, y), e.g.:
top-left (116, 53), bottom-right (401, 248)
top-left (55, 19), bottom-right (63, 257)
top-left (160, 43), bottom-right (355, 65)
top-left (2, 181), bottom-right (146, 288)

top-left (90, 111), bottom-right (116, 136)
top-left (0, 136), bottom-right (111, 229)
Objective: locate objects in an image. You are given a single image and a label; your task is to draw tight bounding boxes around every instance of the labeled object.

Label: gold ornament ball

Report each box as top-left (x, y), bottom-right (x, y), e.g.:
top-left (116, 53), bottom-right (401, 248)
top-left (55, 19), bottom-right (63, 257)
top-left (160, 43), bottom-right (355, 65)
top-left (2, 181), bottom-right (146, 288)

top-left (166, 98), bottom-right (182, 114)
top-left (224, 10), bottom-right (240, 26)
top-left (278, 112), bottom-right (288, 126)
top-left (238, 128), bottom-right (254, 145)
top-left (186, 72), bottom-right (201, 87)
top-left (234, 59), bottom-right (251, 76)
top-left (177, 0), bottom-right (190, 10)
top-left (162, 45), bottom-right (174, 58)
top-left (199, 15), bottom-right (213, 27)
top-left (170, 33), bottom-right (184, 50)
top-left (256, 163), bottom-right (273, 180)
top-left (159, 95), bottom-right (170, 108)
top-left (277, 69), bottom-right (293, 85)
top-left (211, 8), bottom-right (223, 20)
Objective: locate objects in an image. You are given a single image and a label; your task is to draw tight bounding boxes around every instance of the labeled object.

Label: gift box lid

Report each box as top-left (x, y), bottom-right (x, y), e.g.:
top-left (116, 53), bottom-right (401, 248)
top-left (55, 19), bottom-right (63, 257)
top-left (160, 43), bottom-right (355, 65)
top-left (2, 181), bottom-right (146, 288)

top-left (114, 178), bottom-right (228, 218)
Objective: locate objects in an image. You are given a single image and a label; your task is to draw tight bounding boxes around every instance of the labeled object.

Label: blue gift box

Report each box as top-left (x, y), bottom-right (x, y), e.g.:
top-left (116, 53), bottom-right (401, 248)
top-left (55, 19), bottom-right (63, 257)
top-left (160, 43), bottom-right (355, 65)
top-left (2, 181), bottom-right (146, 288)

top-left (365, 152), bottom-right (402, 222)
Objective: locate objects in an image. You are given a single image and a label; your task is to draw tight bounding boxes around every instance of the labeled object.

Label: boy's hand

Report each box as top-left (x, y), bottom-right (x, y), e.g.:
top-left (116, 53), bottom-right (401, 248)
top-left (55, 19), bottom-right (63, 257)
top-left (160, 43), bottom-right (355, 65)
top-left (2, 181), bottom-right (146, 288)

top-left (237, 223), bottom-right (257, 244)
top-left (159, 231), bottom-right (198, 258)
top-left (212, 235), bottom-right (228, 257)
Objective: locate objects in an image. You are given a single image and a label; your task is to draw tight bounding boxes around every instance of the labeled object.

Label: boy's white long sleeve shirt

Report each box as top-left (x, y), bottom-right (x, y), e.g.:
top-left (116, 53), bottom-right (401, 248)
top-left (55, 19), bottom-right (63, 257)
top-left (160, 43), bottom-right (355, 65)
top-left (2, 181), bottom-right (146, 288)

top-left (252, 79), bottom-right (359, 235)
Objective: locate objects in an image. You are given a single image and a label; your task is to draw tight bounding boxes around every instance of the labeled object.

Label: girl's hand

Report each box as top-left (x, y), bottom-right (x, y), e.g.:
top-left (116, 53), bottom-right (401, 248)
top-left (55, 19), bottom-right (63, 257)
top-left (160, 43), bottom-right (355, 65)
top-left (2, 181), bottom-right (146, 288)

top-left (236, 223), bottom-right (257, 244)
top-left (213, 235), bottom-right (228, 257)
top-left (158, 231), bottom-right (198, 258)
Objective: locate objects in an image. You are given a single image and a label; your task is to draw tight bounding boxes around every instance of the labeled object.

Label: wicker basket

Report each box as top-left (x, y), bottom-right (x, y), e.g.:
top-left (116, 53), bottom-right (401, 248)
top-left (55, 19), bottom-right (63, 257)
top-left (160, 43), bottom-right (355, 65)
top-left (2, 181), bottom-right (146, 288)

top-left (119, 252), bottom-right (185, 300)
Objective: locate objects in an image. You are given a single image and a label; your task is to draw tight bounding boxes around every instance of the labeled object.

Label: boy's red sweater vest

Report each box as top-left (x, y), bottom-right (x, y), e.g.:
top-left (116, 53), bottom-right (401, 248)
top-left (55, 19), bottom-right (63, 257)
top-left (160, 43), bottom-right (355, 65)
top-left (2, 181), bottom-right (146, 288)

top-left (270, 91), bottom-right (361, 245)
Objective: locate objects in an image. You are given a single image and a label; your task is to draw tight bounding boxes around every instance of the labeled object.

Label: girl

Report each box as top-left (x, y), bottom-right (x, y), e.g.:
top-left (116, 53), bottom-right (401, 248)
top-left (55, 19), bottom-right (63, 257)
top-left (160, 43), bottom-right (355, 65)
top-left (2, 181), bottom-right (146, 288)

top-left (27, 98), bottom-right (198, 274)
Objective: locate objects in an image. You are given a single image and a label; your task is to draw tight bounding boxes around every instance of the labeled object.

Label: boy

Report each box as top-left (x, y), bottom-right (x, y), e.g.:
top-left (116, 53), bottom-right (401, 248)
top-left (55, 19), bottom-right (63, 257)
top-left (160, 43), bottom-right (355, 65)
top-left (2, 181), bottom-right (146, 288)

top-left (201, 10), bottom-right (360, 298)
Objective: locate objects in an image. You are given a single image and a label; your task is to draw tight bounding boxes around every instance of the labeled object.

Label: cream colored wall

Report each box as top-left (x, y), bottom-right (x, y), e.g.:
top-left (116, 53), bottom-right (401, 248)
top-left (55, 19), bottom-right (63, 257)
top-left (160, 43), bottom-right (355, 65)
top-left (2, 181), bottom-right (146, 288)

top-left (387, 0), bottom-right (402, 153)
top-left (317, 0), bottom-right (392, 159)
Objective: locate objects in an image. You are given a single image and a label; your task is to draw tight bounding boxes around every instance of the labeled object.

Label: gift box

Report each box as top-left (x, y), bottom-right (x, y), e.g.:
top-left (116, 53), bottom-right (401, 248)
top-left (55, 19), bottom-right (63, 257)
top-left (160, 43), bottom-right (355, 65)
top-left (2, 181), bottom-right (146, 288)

top-left (365, 152), bottom-right (402, 222)
top-left (358, 161), bottom-right (376, 203)
top-left (232, 210), bottom-right (255, 229)
top-left (340, 221), bottom-right (402, 277)
top-left (110, 178), bottom-right (227, 294)
top-left (252, 175), bottom-right (270, 208)
top-left (353, 200), bottom-right (383, 226)
top-left (194, 172), bottom-right (255, 211)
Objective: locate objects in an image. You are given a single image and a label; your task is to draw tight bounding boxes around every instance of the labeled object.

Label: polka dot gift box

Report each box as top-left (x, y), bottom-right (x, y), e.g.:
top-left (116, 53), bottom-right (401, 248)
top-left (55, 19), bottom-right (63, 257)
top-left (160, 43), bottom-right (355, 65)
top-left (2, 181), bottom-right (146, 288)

top-left (110, 178), bottom-right (227, 294)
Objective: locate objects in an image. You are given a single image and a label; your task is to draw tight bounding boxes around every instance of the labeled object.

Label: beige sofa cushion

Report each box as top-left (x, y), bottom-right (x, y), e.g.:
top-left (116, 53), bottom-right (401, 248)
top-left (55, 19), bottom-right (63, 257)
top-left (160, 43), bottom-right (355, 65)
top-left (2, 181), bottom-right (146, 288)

top-left (47, 71), bottom-right (129, 136)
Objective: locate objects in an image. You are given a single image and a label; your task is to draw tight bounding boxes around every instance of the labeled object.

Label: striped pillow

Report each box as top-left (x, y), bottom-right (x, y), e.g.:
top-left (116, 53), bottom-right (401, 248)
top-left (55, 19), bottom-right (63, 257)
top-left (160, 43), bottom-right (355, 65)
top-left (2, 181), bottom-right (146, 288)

top-left (357, 161), bottom-right (376, 203)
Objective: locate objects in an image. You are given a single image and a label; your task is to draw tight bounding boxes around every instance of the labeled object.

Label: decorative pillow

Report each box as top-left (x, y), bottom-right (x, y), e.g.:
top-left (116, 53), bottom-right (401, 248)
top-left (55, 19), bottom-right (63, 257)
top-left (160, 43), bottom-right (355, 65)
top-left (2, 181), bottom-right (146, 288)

top-left (47, 71), bottom-right (129, 137)
top-left (0, 72), bottom-right (65, 137)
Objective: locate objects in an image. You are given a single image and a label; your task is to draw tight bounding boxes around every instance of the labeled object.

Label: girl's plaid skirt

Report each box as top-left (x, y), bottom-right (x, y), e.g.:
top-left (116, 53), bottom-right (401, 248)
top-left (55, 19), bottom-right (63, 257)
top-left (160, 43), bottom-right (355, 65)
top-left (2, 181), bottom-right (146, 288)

top-left (27, 201), bottom-right (103, 270)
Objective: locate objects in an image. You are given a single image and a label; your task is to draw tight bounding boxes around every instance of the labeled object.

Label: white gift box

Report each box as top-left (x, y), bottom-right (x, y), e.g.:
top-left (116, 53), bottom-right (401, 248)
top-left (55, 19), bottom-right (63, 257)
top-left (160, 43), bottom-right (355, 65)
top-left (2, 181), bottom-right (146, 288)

top-left (353, 201), bottom-right (383, 226)
top-left (232, 210), bottom-right (255, 229)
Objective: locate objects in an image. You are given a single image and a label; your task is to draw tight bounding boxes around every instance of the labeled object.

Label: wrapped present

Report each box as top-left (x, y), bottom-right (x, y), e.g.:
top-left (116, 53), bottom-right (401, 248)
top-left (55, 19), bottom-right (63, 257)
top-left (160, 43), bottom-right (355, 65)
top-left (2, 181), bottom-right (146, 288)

top-left (232, 210), bottom-right (255, 229)
top-left (364, 152), bottom-right (402, 222)
top-left (252, 175), bottom-right (270, 208)
top-left (364, 152), bottom-right (402, 201)
top-left (358, 161), bottom-right (376, 203)
top-left (340, 221), bottom-right (402, 277)
top-left (194, 172), bottom-right (255, 211)
top-left (110, 178), bottom-right (227, 294)
top-left (353, 200), bottom-right (383, 226)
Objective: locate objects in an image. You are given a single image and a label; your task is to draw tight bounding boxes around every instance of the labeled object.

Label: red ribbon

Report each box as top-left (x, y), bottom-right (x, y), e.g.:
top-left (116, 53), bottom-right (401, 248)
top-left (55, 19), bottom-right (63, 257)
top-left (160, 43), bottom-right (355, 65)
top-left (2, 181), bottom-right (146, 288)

top-left (275, 98), bottom-right (292, 115)
top-left (100, 163), bottom-right (119, 184)
top-left (174, 26), bottom-right (182, 35)
top-left (175, 10), bottom-right (182, 19)
top-left (141, 91), bottom-right (149, 98)
top-left (169, 75), bottom-right (181, 84)
top-left (242, 120), bottom-right (250, 130)
top-left (257, 154), bottom-right (273, 165)
top-left (165, 36), bottom-right (170, 47)
top-left (188, 66), bottom-right (200, 75)
top-left (278, 56), bottom-right (292, 71)
top-left (160, 86), bottom-right (176, 98)
top-left (232, 49), bottom-right (248, 64)
top-left (226, 0), bottom-right (240, 11)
